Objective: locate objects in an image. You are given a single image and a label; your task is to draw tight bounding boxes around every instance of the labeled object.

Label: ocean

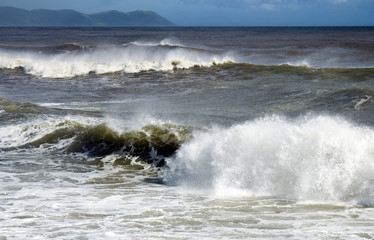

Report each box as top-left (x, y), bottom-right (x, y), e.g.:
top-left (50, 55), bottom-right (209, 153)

top-left (1, 27), bottom-right (374, 239)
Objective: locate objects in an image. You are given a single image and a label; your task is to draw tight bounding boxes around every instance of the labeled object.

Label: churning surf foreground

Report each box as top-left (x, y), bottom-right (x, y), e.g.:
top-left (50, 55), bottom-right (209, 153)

top-left (1, 27), bottom-right (374, 239)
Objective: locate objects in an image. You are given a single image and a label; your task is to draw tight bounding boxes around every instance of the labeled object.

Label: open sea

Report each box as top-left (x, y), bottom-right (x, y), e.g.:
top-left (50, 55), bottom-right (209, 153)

top-left (1, 27), bottom-right (374, 239)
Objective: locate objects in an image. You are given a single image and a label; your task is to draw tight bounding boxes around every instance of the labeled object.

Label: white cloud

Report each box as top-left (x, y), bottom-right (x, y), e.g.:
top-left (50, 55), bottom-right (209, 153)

top-left (175, 0), bottom-right (350, 10)
top-left (328, 0), bottom-right (348, 4)
top-left (177, 0), bottom-right (281, 8)
top-left (260, 3), bottom-right (277, 10)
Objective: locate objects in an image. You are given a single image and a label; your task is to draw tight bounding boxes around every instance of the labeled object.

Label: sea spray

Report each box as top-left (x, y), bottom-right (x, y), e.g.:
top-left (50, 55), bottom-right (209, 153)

top-left (163, 115), bottom-right (374, 204)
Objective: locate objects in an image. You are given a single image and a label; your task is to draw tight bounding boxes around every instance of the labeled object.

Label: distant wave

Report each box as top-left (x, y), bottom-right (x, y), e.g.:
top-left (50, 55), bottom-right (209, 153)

top-left (0, 39), bottom-right (234, 78)
top-left (124, 39), bottom-right (187, 48)
top-left (1, 39), bottom-right (373, 78)
top-left (0, 43), bottom-right (87, 54)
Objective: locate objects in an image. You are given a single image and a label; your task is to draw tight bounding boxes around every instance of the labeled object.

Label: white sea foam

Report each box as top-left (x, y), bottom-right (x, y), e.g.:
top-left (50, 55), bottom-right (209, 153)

top-left (0, 115), bottom-right (99, 149)
top-left (355, 95), bottom-right (372, 110)
top-left (284, 60), bottom-right (311, 68)
top-left (0, 40), bottom-right (233, 78)
top-left (163, 115), bottom-right (374, 204)
top-left (126, 39), bottom-right (185, 48)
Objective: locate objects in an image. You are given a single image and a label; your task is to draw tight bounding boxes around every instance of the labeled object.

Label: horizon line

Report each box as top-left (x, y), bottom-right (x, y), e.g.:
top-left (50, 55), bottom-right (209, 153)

top-left (0, 25), bottom-right (373, 28)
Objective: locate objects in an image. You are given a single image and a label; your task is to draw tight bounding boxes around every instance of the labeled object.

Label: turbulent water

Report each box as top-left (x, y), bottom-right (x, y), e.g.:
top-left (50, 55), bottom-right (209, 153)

top-left (1, 27), bottom-right (374, 239)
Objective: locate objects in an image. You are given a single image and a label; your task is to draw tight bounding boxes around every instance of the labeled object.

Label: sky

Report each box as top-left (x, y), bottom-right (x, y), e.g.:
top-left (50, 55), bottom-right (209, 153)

top-left (0, 0), bottom-right (373, 26)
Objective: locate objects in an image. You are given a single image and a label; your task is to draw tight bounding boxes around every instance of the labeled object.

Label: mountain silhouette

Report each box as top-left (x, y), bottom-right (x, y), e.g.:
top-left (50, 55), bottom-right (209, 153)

top-left (0, 7), bottom-right (175, 26)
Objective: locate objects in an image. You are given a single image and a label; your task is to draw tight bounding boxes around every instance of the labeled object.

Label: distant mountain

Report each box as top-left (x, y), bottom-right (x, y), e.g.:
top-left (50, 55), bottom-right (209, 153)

top-left (0, 7), bottom-right (175, 26)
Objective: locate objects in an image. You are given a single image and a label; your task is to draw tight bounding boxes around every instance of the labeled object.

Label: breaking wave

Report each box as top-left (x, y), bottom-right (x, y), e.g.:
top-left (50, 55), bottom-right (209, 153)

top-left (1, 38), bottom-right (373, 78)
top-left (3, 96), bottom-right (374, 204)
top-left (163, 115), bottom-right (374, 205)
top-left (0, 113), bottom-right (193, 166)
top-left (0, 39), bottom-right (234, 78)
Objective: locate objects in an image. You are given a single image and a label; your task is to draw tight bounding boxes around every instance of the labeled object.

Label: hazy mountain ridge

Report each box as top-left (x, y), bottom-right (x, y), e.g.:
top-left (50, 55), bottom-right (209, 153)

top-left (0, 6), bottom-right (174, 26)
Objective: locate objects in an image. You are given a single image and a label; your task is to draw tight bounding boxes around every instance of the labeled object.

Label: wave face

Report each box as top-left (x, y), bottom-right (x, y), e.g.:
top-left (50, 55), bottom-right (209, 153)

top-left (0, 112), bottom-right (192, 166)
top-left (163, 115), bottom-right (374, 204)
top-left (0, 40), bottom-right (233, 78)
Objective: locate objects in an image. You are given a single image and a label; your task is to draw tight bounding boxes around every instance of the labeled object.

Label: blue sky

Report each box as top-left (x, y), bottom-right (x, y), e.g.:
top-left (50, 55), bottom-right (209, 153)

top-left (0, 0), bottom-right (373, 26)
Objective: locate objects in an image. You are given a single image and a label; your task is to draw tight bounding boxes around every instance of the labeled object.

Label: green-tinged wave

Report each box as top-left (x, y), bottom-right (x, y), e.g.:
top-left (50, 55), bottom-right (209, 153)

top-left (66, 123), bottom-right (193, 162)
top-left (0, 117), bottom-right (193, 166)
top-left (0, 97), bottom-right (43, 114)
